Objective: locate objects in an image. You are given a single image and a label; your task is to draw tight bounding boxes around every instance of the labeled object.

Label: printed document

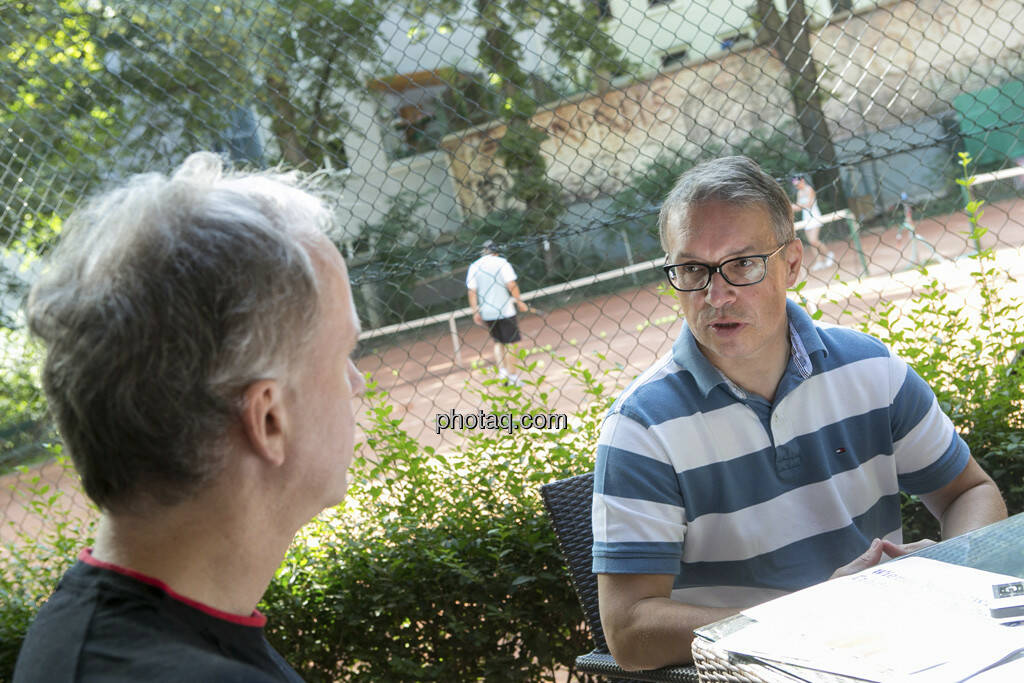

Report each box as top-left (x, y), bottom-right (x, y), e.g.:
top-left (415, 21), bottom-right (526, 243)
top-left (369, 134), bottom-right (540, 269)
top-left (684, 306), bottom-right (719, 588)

top-left (713, 557), bottom-right (1024, 682)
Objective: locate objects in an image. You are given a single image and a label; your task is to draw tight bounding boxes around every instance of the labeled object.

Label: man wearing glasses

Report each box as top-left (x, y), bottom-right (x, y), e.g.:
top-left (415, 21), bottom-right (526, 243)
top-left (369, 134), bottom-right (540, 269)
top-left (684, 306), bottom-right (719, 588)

top-left (592, 156), bottom-right (1006, 671)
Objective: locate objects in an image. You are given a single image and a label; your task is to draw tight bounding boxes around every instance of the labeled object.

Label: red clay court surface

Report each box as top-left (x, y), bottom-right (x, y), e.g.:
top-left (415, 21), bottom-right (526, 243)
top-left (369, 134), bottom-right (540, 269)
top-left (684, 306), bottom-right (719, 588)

top-left (4, 196), bottom-right (1024, 545)
top-left (356, 196), bottom-right (1024, 449)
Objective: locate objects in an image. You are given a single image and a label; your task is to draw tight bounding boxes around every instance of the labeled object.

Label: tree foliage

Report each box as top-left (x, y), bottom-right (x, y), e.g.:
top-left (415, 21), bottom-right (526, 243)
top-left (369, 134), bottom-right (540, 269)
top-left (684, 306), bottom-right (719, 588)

top-left (400, 0), bottom-right (632, 275)
top-left (0, 0), bottom-right (396, 457)
top-left (752, 0), bottom-right (846, 207)
top-left (1, 1), bottom-right (116, 255)
top-left (98, 0), bottom-right (390, 169)
top-left (1, 0), bottom-right (392, 266)
top-left (1, 2), bottom-right (117, 436)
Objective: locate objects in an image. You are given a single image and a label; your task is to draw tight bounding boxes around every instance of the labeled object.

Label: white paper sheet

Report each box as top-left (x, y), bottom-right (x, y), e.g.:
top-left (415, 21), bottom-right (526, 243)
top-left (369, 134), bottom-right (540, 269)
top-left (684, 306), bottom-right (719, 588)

top-left (964, 654), bottom-right (1024, 682)
top-left (713, 558), bottom-right (1024, 682)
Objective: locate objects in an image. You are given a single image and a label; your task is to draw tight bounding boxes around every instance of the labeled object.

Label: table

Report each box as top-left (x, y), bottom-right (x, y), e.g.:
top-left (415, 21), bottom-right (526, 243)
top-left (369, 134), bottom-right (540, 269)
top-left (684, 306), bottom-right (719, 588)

top-left (692, 512), bottom-right (1024, 682)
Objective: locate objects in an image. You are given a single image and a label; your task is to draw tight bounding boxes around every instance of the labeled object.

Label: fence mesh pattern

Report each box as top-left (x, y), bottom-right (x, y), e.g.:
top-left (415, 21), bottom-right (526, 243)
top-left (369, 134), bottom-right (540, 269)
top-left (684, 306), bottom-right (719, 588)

top-left (3, 0), bottom-right (1024, 598)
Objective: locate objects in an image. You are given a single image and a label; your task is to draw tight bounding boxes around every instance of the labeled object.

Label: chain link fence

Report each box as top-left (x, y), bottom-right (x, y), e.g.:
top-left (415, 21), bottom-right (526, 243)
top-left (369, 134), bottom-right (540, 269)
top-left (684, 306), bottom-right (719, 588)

top-left (2, 0), bottom-right (1023, 620)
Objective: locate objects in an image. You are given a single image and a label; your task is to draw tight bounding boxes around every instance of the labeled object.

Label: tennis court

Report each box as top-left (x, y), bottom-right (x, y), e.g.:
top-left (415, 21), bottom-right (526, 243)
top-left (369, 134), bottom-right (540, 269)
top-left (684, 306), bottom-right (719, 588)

top-left (3, 196), bottom-right (1024, 544)
top-left (356, 196), bottom-right (1024, 449)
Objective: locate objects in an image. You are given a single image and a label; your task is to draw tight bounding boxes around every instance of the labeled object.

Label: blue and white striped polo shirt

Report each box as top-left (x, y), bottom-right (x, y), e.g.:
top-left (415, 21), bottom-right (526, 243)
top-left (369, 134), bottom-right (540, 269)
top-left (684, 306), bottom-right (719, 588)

top-left (592, 299), bottom-right (968, 608)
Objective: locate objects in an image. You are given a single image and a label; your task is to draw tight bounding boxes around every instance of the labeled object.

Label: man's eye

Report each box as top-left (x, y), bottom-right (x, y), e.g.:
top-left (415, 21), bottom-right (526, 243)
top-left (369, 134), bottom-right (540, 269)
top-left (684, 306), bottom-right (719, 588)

top-left (735, 258), bottom-right (756, 269)
top-left (681, 264), bottom-right (704, 274)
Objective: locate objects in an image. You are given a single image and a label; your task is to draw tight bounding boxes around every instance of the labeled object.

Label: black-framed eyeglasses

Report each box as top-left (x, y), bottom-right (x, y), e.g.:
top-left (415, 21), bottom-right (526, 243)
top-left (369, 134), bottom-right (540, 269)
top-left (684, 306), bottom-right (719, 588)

top-left (662, 241), bottom-right (791, 292)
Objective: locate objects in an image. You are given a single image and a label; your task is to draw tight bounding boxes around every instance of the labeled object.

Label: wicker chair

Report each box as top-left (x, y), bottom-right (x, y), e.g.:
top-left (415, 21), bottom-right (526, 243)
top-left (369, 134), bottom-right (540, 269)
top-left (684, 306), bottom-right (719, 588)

top-left (540, 472), bottom-right (700, 682)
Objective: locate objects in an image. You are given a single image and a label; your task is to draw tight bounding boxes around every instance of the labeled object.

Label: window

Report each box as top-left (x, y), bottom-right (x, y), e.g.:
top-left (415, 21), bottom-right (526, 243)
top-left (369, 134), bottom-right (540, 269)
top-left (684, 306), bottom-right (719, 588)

top-left (716, 27), bottom-right (754, 51)
top-left (660, 47), bottom-right (689, 69)
top-left (368, 71), bottom-right (454, 160)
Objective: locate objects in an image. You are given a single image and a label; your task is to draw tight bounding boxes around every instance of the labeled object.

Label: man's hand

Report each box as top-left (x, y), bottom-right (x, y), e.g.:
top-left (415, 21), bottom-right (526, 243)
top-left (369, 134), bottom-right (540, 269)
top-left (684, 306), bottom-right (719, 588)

top-left (830, 538), bottom-right (884, 579)
top-left (829, 538), bottom-right (937, 579)
top-left (473, 312), bottom-right (483, 326)
top-left (515, 300), bottom-right (528, 313)
top-left (881, 538), bottom-right (936, 557)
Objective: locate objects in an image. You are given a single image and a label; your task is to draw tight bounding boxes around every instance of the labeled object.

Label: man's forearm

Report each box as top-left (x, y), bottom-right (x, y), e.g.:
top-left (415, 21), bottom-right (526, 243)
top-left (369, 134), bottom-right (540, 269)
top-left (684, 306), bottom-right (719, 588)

top-left (604, 596), bottom-right (738, 670)
top-left (939, 480), bottom-right (1006, 539)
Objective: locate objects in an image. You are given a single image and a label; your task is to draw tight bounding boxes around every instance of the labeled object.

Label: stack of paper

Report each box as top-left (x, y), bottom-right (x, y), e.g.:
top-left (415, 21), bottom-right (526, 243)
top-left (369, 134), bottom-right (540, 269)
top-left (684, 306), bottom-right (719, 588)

top-left (713, 557), bottom-right (1024, 682)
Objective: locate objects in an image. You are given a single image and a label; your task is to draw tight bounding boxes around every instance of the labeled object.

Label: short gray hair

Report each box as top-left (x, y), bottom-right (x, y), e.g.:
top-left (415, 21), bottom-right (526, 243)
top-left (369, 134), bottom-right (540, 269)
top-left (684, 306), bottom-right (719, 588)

top-left (658, 156), bottom-right (794, 252)
top-left (27, 152), bottom-right (334, 512)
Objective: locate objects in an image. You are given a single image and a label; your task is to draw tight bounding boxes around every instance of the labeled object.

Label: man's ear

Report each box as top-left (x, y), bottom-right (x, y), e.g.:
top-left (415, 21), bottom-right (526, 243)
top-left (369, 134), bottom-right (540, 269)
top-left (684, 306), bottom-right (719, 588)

top-left (784, 239), bottom-right (804, 286)
top-left (240, 379), bottom-right (287, 467)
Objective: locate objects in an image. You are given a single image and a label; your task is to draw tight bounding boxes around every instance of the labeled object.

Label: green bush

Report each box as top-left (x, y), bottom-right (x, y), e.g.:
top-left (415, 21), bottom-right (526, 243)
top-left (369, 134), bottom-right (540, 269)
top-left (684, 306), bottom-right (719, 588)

top-left (0, 326), bottom-right (52, 472)
top-left (0, 453), bottom-right (97, 678)
top-left (611, 143), bottom-right (726, 218)
top-left (730, 122), bottom-right (810, 183)
top-left (857, 153), bottom-right (1024, 540)
top-left (260, 357), bottom-right (620, 682)
top-left (610, 123), bottom-right (808, 221)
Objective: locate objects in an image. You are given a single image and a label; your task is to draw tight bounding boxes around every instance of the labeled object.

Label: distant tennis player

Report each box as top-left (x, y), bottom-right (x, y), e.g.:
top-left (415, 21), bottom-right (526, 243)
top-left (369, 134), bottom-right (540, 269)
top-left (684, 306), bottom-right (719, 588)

top-left (791, 174), bottom-right (834, 271)
top-left (466, 240), bottom-right (528, 386)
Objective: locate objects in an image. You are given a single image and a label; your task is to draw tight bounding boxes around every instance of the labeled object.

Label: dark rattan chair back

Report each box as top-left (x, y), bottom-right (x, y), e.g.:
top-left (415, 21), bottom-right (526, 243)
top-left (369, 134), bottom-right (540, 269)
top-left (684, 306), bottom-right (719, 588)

top-left (540, 471), bottom-right (608, 648)
top-left (540, 472), bottom-right (700, 682)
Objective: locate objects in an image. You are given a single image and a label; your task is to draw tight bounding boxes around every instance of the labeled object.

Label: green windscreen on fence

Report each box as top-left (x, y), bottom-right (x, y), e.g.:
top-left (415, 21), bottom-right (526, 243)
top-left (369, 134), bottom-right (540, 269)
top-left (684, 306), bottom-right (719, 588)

top-left (955, 79), bottom-right (1024, 165)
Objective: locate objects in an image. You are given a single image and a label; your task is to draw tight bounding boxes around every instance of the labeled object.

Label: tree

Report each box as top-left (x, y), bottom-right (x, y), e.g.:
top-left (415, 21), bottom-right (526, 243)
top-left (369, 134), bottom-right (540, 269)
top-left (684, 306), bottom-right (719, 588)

top-left (402, 0), bottom-right (631, 277)
top-left (1, 0), bottom-right (405, 272)
top-left (1, 1), bottom-right (395, 249)
top-left (1, 1), bottom-right (120, 254)
top-left (0, 1), bottom-right (114, 455)
top-left (101, 0), bottom-right (391, 170)
top-left (752, 0), bottom-right (847, 210)
top-left (1, 1), bottom-right (396, 462)
top-left (1, 0), bottom-right (130, 341)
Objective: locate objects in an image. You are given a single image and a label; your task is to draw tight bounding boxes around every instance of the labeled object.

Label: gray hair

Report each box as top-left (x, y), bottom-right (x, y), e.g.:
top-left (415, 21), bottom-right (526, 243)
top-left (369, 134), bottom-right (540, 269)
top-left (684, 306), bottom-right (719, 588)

top-left (27, 152), bottom-right (334, 512)
top-left (658, 156), bottom-right (794, 252)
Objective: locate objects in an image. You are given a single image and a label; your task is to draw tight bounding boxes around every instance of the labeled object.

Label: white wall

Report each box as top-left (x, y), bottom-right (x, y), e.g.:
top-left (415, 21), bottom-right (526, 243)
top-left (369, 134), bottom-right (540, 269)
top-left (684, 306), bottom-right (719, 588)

top-left (605, 0), bottom-right (880, 72)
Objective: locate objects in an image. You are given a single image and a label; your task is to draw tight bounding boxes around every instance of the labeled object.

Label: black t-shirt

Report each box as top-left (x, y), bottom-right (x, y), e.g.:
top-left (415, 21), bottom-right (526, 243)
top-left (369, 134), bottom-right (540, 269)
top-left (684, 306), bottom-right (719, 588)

top-left (13, 550), bottom-right (303, 682)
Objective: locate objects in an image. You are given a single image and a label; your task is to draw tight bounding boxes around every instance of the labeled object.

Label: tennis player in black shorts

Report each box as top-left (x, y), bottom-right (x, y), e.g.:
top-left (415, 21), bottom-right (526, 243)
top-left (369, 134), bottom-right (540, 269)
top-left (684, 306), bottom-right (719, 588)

top-left (466, 240), bottom-right (528, 385)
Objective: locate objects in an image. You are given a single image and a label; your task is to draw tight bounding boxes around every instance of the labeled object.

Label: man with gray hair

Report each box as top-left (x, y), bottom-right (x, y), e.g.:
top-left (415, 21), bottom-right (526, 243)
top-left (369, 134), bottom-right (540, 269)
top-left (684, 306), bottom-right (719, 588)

top-left (592, 156), bottom-right (1006, 670)
top-left (14, 152), bottom-right (364, 681)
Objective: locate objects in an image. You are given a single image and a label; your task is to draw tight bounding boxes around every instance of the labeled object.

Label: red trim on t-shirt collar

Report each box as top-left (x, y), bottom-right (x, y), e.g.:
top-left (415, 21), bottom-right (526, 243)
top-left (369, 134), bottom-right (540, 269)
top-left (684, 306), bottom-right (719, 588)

top-left (79, 548), bottom-right (267, 627)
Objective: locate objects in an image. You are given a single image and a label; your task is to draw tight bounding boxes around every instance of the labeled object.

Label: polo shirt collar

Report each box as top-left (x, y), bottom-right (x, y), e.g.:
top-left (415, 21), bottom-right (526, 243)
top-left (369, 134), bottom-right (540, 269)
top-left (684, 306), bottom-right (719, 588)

top-left (672, 298), bottom-right (827, 397)
top-left (671, 322), bottom-right (724, 397)
top-left (785, 298), bottom-right (827, 359)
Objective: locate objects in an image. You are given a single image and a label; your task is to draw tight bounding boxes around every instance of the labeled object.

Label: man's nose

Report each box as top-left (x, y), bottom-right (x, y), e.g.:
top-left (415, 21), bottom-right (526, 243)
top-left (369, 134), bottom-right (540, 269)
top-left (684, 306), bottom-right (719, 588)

top-left (704, 271), bottom-right (737, 307)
